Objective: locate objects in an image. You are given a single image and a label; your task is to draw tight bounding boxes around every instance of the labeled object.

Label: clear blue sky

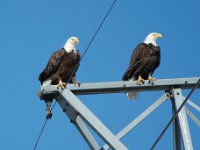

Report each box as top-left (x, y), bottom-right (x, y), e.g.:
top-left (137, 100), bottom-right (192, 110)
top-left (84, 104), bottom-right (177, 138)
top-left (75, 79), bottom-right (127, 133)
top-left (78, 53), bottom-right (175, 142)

top-left (0, 0), bottom-right (200, 150)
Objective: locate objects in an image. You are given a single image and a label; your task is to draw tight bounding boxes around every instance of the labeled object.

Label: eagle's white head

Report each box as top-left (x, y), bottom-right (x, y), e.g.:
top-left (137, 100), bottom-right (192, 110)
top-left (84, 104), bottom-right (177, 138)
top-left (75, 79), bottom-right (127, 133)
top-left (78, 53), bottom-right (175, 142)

top-left (144, 32), bottom-right (162, 46)
top-left (64, 36), bottom-right (79, 52)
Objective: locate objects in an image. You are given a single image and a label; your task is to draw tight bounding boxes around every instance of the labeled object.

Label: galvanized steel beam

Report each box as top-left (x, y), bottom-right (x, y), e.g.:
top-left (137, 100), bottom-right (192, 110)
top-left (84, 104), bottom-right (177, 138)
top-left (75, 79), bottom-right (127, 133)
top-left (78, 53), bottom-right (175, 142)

top-left (39, 77), bottom-right (200, 97)
top-left (102, 93), bottom-right (168, 150)
top-left (57, 89), bottom-right (128, 150)
top-left (38, 77), bottom-right (200, 150)
top-left (73, 116), bottom-right (101, 150)
top-left (172, 99), bottom-right (182, 150)
top-left (56, 95), bottom-right (100, 150)
top-left (172, 88), bottom-right (193, 150)
top-left (186, 99), bottom-right (200, 112)
top-left (185, 107), bottom-right (200, 128)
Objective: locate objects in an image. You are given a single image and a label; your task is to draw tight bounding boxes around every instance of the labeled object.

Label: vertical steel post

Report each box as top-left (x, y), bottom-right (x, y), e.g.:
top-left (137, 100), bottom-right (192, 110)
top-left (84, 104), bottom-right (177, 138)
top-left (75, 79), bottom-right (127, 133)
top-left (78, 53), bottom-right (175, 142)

top-left (171, 99), bottom-right (182, 150)
top-left (172, 88), bottom-right (193, 150)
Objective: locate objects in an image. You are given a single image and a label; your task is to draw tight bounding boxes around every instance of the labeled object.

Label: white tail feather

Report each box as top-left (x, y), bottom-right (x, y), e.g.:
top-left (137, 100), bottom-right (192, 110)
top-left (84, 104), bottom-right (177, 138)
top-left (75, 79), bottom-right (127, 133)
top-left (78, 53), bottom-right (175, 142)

top-left (126, 76), bottom-right (139, 100)
top-left (42, 80), bottom-right (51, 86)
top-left (127, 92), bottom-right (139, 100)
top-left (37, 80), bottom-right (51, 99)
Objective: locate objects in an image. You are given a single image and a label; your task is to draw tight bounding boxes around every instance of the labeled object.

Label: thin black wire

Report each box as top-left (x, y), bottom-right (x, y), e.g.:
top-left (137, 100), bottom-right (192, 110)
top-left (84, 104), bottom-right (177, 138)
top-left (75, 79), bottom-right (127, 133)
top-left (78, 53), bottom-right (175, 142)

top-left (150, 78), bottom-right (200, 150)
top-left (33, 1), bottom-right (117, 150)
top-left (81, 0), bottom-right (117, 59)
top-left (33, 101), bottom-right (56, 150)
top-left (67, 0), bottom-right (117, 83)
top-left (33, 119), bottom-right (48, 150)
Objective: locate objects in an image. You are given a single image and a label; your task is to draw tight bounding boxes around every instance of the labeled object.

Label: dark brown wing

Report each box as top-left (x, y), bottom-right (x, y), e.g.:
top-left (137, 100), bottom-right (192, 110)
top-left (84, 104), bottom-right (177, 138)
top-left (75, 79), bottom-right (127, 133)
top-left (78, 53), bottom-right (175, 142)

top-left (122, 43), bottom-right (145, 80)
top-left (68, 50), bottom-right (81, 83)
top-left (39, 48), bottom-right (65, 84)
top-left (142, 44), bottom-right (160, 76)
top-left (152, 46), bottom-right (160, 70)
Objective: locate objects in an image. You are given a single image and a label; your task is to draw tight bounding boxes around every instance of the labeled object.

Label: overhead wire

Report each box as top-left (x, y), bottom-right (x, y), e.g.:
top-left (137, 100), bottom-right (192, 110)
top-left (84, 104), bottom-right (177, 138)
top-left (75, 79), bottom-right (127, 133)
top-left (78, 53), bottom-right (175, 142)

top-left (67, 0), bottom-right (117, 82)
top-left (33, 101), bottom-right (56, 150)
top-left (150, 78), bottom-right (200, 150)
top-left (81, 0), bottom-right (117, 59)
top-left (33, 0), bottom-right (117, 149)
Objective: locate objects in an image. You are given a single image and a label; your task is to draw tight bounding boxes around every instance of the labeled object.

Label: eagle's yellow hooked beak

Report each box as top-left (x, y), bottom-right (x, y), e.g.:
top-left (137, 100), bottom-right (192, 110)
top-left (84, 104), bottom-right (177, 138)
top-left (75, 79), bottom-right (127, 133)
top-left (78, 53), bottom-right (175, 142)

top-left (155, 33), bottom-right (163, 38)
top-left (73, 38), bottom-right (79, 45)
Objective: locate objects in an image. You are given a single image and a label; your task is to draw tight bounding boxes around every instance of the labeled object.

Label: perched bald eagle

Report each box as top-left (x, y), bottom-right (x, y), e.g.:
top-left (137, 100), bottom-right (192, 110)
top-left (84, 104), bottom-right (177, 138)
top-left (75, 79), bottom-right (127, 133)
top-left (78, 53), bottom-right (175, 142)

top-left (39, 36), bottom-right (81, 89)
top-left (122, 32), bottom-right (162, 100)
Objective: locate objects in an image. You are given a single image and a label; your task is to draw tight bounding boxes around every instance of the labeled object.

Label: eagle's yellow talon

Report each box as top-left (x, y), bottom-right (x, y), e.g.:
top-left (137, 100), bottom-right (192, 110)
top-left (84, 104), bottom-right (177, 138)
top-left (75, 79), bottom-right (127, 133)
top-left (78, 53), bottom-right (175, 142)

top-left (74, 82), bottom-right (81, 87)
top-left (136, 75), bottom-right (145, 85)
top-left (62, 82), bottom-right (66, 87)
top-left (148, 75), bottom-right (156, 84)
top-left (57, 80), bottom-right (67, 89)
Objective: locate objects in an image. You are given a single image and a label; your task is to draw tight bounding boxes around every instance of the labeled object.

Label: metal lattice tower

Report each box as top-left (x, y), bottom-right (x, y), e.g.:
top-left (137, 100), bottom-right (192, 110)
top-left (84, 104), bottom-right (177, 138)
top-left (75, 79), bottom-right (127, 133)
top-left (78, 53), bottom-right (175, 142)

top-left (39, 77), bottom-right (200, 150)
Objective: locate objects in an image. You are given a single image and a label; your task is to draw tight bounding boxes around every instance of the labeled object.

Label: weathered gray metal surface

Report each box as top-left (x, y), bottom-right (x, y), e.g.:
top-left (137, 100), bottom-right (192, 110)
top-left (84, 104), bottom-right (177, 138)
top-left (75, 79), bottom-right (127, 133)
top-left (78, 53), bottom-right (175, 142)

top-left (172, 99), bottom-right (182, 150)
top-left (172, 88), bottom-right (193, 150)
top-left (187, 99), bottom-right (200, 112)
top-left (74, 116), bottom-right (101, 150)
top-left (102, 93), bottom-right (168, 150)
top-left (185, 107), bottom-right (200, 128)
top-left (38, 77), bottom-right (200, 150)
top-left (39, 77), bottom-right (200, 97)
top-left (58, 89), bottom-right (128, 150)
top-left (56, 95), bottom-right (100, 150)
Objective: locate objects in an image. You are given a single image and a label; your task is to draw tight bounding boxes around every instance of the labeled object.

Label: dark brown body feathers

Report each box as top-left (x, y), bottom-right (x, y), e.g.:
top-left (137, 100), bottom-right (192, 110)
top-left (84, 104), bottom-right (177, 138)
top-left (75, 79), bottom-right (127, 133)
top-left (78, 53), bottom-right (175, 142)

top-left (39, 48), bottom-right (81, 85)
top-left (122, 43), bottom-right (160, 81)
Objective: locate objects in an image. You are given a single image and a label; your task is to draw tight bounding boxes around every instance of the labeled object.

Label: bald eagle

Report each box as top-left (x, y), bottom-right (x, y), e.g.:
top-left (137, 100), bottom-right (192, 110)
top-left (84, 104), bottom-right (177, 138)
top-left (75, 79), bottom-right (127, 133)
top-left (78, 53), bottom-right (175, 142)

top-left (122, 32), bottom-right (162, 100)
top-left (38, 36), bottom-right (81, 119)
top-left (39, 36), bottom-right (81, 89)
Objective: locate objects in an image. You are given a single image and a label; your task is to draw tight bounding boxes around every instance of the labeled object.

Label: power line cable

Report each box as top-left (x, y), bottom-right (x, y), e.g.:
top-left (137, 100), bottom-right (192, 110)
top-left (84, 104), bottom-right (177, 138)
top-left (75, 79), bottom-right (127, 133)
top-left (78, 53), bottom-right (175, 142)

top-left (67, 0), bottom-right (117, 83)
top-left (150, 78), bottom-right (200, 150)
top-left (81, 0), bottom-right (117, 59)
top-left (33, 1), bottom-right (117, 149)
top-left (33, 101), bottom-right (56, 150)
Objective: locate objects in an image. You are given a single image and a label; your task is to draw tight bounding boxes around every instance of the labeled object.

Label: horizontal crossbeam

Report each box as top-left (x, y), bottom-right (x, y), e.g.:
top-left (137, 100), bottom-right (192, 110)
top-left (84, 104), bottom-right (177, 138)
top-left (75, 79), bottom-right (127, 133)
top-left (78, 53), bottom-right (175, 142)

top-left (39, 77), bottom-right (200, 98)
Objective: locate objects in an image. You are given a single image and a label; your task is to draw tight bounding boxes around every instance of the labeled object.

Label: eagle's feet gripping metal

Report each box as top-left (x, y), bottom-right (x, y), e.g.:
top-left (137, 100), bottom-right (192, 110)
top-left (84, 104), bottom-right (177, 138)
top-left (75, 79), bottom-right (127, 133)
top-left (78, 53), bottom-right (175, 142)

top-left (136, 75), bottom-right (145, 85)
top-left (57, 80), bottom-right (67, 90)
top-left (148, 76), bottom-right (156, 85)
top-left (74, 82), bottom-right (81, 87)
